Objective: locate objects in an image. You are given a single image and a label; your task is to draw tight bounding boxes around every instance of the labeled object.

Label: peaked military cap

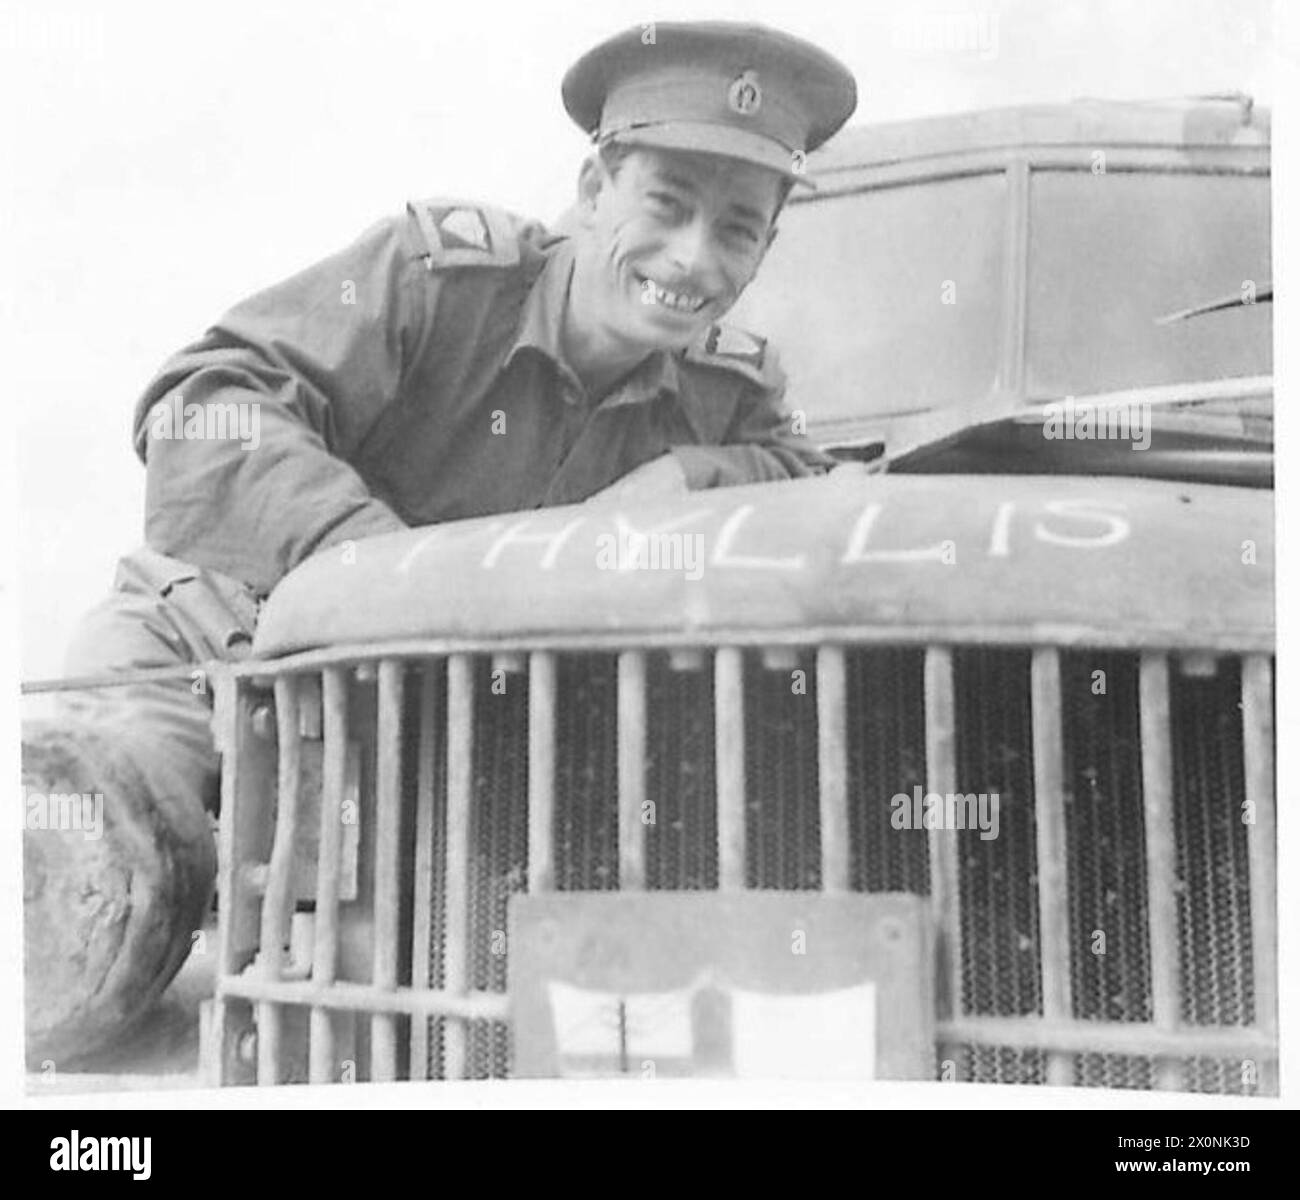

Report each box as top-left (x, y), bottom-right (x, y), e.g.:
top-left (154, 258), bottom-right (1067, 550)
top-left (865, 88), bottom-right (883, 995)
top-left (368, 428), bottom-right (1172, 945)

top-left (562, 21), bottom-right (857, 186)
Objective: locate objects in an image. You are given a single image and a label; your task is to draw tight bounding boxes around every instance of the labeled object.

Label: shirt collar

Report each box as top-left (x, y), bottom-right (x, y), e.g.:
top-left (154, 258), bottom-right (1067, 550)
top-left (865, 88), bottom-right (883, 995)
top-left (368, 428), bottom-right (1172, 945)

top-left (506, 238), bottom-right (575, 371)
top-left (505, 238), bottom-right (683, 409)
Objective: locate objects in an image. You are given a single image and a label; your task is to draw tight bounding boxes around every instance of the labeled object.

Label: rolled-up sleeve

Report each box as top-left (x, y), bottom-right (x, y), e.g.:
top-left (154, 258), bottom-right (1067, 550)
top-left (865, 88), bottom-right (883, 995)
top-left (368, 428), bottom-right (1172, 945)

top-left (133, 216), bottom-right (430, 594)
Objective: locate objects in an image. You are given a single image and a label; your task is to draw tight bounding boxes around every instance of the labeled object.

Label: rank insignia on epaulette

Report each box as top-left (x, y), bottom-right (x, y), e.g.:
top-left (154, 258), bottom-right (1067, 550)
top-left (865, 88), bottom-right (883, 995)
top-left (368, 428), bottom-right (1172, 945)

top-left (407, 199), bottom-right (521, 269)
top-left (705, 324), bottom-right (766, 367)
top-left (685, 322), bottom-right (770, 383)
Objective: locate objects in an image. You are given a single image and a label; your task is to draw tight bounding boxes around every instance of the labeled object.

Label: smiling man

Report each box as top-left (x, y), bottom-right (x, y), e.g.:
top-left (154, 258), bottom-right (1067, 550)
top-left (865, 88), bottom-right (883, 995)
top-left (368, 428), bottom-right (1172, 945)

top-left (23, 21), bottom-right (857, 1065)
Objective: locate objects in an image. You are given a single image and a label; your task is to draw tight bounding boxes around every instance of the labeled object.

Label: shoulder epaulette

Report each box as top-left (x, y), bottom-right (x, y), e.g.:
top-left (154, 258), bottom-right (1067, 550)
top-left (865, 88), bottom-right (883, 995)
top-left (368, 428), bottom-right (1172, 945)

top-left (684, 322), bottom-right (779, 388)
top-left (406, 198), bottom-right (524, 269)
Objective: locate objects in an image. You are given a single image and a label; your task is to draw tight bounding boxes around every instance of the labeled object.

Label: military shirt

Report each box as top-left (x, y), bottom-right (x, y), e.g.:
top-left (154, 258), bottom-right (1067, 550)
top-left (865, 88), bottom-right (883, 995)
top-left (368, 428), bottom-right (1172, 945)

top-left (132, 199), bottom-right (836, 596)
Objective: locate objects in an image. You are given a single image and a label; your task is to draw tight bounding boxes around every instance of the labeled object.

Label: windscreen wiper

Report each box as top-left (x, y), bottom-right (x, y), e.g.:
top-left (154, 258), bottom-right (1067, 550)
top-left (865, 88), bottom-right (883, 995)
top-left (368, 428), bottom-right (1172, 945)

top-left (1155, 284), bottom-right (1272, 325)
top-left (883, 380), bottom-right (1273, 488)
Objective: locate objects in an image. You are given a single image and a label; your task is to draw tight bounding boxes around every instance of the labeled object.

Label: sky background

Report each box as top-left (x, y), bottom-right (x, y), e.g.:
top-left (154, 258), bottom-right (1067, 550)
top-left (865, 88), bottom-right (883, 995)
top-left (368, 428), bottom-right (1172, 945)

top-left (1, 0), bottom-right (1287, 681)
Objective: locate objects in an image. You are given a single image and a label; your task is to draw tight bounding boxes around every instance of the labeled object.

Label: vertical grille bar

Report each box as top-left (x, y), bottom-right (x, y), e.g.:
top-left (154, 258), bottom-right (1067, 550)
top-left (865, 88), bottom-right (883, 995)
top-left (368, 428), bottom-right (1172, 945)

top-left (1139, 653), bottom-right (1183, 1092)
top-left (410, 663), bottom-right (440, 1080)
top-left (210, 673), bottom-right (265, 1086)
top-left (618, 651), bottom-right (647, 890)
top-left (816, 645), bottom-right (849, 892)
top-left (444, 653), bottom-right (474, 1078)
top-left (528, 652), bottom-right (556, 893)
top-left (924, 647), bottom-right (962, 1070)
top-left (370, 660), bottom-right (404, 1081)
top-left (309, 667), bottom-right (348, 1084)
top-left (258, 674), bottom-right (302, 1085)
top-left (1241, 654), bottom-right (1276, 1090)
top-left (1030, 647), bottom-right (1072, 1086)
top-left (715, 647), bottom-right (746, 891)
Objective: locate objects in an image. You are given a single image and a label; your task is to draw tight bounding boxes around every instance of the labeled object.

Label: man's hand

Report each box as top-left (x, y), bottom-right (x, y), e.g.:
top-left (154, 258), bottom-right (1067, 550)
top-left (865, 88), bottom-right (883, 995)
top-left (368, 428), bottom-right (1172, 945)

top-left (584, 452), bottom-right (689, 506)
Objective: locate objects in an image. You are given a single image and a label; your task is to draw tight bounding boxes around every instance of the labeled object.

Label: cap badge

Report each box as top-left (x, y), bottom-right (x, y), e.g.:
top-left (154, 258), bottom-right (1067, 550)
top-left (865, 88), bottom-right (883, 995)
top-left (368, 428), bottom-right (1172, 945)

top-left (727, 70), bottom-right (761, 116)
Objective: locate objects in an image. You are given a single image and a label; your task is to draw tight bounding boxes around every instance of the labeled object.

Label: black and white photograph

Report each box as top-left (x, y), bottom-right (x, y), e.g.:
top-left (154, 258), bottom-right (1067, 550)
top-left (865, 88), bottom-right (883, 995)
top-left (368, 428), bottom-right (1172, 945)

top-left (3, 0), bottom-right (1294, 1128)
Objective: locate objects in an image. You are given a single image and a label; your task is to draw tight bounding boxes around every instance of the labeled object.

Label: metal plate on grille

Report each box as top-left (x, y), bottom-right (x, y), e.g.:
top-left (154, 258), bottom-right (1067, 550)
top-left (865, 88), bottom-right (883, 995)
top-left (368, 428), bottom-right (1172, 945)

top-left (508, 892), bottom-right (933, 1080)
top-left (288, 739), bottom-right (361, 903)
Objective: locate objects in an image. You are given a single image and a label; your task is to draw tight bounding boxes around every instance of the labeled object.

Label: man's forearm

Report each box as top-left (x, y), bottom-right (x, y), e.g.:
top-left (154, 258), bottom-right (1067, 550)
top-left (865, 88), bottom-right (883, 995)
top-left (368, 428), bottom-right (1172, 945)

top-left (671, 438), bottom-right (837, 489)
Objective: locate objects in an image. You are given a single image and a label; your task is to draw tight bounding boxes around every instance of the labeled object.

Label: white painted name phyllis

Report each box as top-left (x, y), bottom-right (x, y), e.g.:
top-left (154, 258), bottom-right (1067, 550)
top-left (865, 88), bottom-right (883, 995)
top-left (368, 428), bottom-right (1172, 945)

top-left (395, 498), bottom-right (1131, 577)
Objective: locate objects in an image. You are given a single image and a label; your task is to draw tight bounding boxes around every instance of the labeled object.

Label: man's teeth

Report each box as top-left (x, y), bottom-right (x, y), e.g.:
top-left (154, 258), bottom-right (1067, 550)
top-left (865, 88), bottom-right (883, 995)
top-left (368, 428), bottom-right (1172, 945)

top-left (647, 281), bottom-right (705, 312)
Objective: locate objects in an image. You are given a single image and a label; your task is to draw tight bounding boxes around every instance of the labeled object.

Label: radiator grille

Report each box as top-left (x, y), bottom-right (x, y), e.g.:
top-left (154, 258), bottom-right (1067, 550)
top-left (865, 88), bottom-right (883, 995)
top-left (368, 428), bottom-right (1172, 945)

top-left (744, 649), bottom-right (821, 891)
top-left (1060, 651), bottom-right (1152, 1089)
top-left (1171, 661), bottom-right (1257, 1097)
top-left (847, 648), bottom-right (930, 895)
top-left (465, 659), bottom-right (527, 1078)
top-left (645, 657), bottom-right (717, 891)
top-left (211, 642), bottom-right (1276, 1094)
top-left (1171, 661), bottom-right (1253, 1029)
top-left (554, 655), bottom-right (619, 894)
top-left (953, 648), bottom-right (1041, 1026)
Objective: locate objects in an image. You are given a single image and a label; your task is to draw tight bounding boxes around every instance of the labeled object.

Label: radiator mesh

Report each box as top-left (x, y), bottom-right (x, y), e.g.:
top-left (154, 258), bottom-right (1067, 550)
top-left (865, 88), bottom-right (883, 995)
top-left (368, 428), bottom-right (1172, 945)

top-left (408, 647), bottom-right (1263, 1093)
top-left (951, 648), bottom-right (1042, 1083)
top-left (744, 649), bottom-right (821, 890)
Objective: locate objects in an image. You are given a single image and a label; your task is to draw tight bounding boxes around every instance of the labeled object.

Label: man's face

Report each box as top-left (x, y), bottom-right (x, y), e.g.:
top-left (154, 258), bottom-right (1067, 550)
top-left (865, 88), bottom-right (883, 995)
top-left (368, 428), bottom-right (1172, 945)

top-left (572, 145), bottom-right (785, 354)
